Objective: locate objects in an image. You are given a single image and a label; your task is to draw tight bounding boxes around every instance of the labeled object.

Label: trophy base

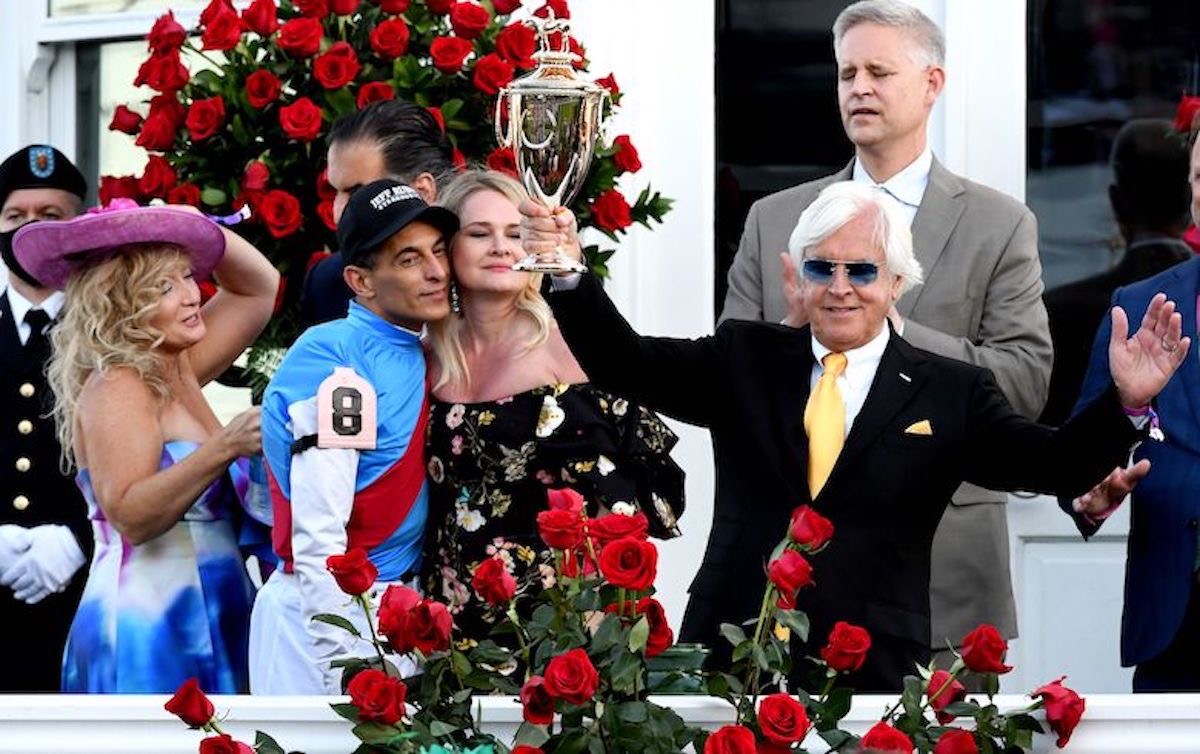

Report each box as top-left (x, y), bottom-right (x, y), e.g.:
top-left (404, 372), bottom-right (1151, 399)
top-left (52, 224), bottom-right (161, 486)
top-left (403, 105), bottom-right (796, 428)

top-left (512, 255), bottom-right (587, 274)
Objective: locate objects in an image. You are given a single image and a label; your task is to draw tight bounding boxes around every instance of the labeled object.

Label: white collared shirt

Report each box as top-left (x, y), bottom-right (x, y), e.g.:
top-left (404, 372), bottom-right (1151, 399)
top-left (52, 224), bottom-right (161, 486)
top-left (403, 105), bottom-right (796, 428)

top-left (810, 324), bottom-right (890, 438)
top-left (851, 146), bottom-right (933, 228)
top-left (4, 284), bottom-right (64, 346)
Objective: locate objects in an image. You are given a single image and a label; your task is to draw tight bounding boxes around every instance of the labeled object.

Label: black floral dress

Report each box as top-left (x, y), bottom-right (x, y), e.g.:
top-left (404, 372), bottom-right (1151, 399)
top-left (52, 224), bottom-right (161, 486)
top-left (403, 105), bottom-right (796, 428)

top-left (421, 382), bottom-right (685, 643)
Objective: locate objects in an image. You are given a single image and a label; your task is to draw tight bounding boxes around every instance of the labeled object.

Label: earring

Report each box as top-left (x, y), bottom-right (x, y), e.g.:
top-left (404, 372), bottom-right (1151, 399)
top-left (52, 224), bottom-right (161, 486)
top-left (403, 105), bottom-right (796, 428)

top-left (450, 280), bottom-right (462, 315)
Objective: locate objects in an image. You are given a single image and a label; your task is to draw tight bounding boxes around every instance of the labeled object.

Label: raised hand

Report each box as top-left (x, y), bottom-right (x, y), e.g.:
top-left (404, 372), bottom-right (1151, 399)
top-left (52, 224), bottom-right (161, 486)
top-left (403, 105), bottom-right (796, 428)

top-left (1071, 459), bottom-right (1151, 521)
top-left (779, 253), bottom-right (810, 328)
top-left (1108, 293), bottom-right (1191, 409)
top-left (518, 198), bottom-right (582, 268)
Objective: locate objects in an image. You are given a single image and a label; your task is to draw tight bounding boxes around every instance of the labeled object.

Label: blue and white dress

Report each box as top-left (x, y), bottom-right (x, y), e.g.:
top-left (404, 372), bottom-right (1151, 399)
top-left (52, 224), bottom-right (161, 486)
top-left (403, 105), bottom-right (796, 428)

top-left (61, 441), bottom-right (255, 693)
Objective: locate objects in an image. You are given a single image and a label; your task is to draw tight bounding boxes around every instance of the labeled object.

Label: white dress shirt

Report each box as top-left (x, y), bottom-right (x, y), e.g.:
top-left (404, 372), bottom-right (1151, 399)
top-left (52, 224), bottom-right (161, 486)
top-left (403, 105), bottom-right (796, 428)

top-left (4, 285), bottom-right (65, 346)
top-left (810, 324), bottom-right (890, 438)
top-left (851, 146), bottom-right (933, 228)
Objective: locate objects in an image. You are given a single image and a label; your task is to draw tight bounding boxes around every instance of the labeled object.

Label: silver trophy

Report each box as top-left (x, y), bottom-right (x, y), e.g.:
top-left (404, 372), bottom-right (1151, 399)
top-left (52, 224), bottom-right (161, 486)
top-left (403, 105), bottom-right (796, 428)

top-left (495, 13), bottom-right (608, 273)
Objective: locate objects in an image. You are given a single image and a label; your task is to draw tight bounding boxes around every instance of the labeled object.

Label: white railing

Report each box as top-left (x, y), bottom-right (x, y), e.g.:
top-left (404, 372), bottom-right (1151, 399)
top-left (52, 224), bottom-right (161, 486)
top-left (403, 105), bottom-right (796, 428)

top-left (1, 694), bottom-right (1198, 753)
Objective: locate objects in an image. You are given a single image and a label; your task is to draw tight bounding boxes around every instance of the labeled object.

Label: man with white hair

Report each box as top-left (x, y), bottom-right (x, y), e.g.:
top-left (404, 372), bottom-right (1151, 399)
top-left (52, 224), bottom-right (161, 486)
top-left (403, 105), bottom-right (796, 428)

top-left (721, 0), bottom-right (1050, 670)
top-left (530, 181), bottom-right (1180, 690)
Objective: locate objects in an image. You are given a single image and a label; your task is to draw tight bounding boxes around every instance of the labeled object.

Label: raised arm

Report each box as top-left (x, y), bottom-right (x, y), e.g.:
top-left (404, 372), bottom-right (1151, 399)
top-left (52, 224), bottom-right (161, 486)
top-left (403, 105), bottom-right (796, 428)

top-left (187, 223), bottom-right (280, 385)
top-left (80, 368), bottom-right (261, 545)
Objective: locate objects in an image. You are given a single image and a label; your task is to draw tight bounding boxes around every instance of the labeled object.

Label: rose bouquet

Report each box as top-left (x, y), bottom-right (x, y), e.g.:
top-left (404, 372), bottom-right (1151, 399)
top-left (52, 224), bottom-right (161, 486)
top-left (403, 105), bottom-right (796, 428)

top-left (702, 504), bottom-right (1087, 754)
top-left (106, 0), bottom-right (673, 390)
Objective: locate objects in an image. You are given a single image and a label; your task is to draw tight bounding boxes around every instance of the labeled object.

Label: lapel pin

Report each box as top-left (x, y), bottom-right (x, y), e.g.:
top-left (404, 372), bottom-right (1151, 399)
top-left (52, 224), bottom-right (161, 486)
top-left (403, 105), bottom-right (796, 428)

top-left (898, 372), bottom-right (912, 383)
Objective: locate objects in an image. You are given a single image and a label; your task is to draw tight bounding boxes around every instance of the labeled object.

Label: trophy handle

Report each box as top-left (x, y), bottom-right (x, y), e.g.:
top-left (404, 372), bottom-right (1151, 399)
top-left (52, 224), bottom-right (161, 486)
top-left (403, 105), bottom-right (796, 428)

top-left (494, 95), bottom-right (510, 148)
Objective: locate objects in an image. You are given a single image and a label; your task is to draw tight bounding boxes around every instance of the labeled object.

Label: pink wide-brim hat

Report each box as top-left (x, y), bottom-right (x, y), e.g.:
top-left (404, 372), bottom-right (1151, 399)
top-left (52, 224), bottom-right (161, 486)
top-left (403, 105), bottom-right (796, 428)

top-left (12, 204), bottom-right (226, 290)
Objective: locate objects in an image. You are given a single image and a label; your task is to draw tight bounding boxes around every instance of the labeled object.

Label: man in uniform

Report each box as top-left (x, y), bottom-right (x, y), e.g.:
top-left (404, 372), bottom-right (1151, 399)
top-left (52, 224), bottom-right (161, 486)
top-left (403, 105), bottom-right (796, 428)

top-left (250, 180), bottom-right (457, 693)
top-left (0, 144), bottom-right (91, 691)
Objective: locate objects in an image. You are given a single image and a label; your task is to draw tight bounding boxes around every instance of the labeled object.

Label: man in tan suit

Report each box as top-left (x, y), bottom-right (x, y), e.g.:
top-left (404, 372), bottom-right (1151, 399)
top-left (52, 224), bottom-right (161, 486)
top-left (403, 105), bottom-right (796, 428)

top-left (721, 0), bottom-right (1051, 669)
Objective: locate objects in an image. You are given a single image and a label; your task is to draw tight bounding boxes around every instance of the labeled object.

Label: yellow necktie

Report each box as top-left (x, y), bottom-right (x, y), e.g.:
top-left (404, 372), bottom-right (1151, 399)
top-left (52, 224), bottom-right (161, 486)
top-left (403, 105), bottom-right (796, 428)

top-left (805, 352), bottom-right (848, 497)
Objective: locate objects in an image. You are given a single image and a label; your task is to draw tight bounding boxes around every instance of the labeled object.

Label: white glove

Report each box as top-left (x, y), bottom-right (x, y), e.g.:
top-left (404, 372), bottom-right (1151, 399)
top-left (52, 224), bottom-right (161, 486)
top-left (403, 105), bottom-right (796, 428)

top-left (0, 525), bottom-right (33, 577)
top-left (0, 525), bottom-right (86, 604)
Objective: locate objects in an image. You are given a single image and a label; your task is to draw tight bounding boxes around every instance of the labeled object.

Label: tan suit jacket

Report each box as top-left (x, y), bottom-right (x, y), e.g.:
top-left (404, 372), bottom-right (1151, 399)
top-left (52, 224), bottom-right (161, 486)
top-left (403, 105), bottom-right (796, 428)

top-left (720, 158), bottom-right (1052, 646)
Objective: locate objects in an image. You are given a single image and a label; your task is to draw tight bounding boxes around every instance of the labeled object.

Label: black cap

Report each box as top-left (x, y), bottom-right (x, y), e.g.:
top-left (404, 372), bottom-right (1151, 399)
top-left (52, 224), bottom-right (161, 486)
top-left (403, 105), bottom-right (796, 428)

top-left (0, 145), bottom-right (88, 209)
top-left (336, 179), bottom-right (459, 266)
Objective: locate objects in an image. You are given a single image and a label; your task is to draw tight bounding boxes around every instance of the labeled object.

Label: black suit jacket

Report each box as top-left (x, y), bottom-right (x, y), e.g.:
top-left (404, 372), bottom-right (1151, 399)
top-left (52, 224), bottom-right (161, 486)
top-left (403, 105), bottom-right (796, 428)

top-left (1041, 239), bottom-right (1192, 425)
top-left (0, 292), bottom-right (91, 691)
top-left (548, 274), bottom-right (1140, 690)
top-left (299, 251), bottom-right (353, 329)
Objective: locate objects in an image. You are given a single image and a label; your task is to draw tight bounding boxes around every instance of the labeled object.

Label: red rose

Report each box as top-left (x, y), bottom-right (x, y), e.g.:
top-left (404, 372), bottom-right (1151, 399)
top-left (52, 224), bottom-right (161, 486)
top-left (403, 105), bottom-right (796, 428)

top-left (546, 31), bottom-right (585, 67)
top-left (326, 548), bottom-right (377, 595)
top-left (493, 0), bottom-right (521, 12)
top-left (167, 182), bottom-right (202, 208)
top-left (135, 111), bottom-right (179, 151)
top-left (316, 168), bottom-right (336, 200)
top-left (258, 189), bottom-right (303, 238)
top-left (819, 621), bottom-right (871, 673)
top-left (138, 155), bottom-right (177, 199)
top-left (860, 721), bottom-right (914, 753)
top-left (370, 18), bottom-right (411, 58)
top-left (483, 146), bottom-right (518, 177)
top-left (378, 584), bottom-right (421, 651)
top-left (534, 0), bottom-right (570, 19)
top-left (519, 675), bottom-right (555, 724)
top-left (960, 624), bottom-right (1012, 674)
top-left (314, 42), bottom-right (361, 89)
top-left (109, 105), bottom-right (144, 135)
top-left (198, 280), bottom-right (218, 304)
top-left (766, 550), bottom-right (813, 608)
top-left (452, 147), bottom-right (467, 170)
top-left (148, 11), bottom-right (187, 53)
top-left (279, 97), bottom-right (324, 141)
top-left (511, 748), bottom-right (543, 754)
top-left (495, 22), bottom-right (536, 68)
top-left (596, 73), bottom-right (620, 96)
top-left (134, 50), bottom-right (190, 93)
top-left (636, 596), bottom-right (674, 657)
top-left (611, 135), bottom-right (643, 174)
top-left (426, 107), bottom-right (446, 133)
top-left (242, 161), bottom-right (270, 193)
top-left (546, 487), bottom-right (584, 513)
top-left (590, 511), bottom-right (649, 547)
top-left (98, 175), bottom-right (141, 205)
top-left (331, 0), bottom-right (360, 14)
top-left (199, 0), bottom-right (235, 26)
top-left (375, 0), bottom-right (410, 11)
top-left (1175, 96), bottom-right (1200, 134)
top-left (295, 0), bottom-right (330, 16)
top-left (543, 647), bottom-right (599, 705)
top-left (149, 93), bottom-right (186, 127)
top-left (278, 17), bottom-right (324, 58)
top-left (186, 96), bottom-right (225, 142)
top-left (430, 36), bottom-right (474, 74)
top-left (589, 189), bottom-right (633, 233)
top-left (198, 735), bottom-right (254, 754)
top-left (201, 6), bottom-right (242, 51)
top-left (164, 677), bottom-right (214, 727)
top-left (598, 536), bottom-right (657, 591)
top-left (407, 599), bottom-right (453, 654)
top-left (426, 0), bottom-right (454, 13)
top-left (473, 53), bottom-right (515, 96)
top-left (307, 250), bottom-right (332, 272)
top-left (356, 82), bottom-right (395, 109)
top-left (788, 504), bottom-right (834, 551)
top-left (703, 725), bottom-right (755, 754)
top-left (932, 729), bottom-right (978, 754)
top-left (347, 669), bottom-right (407, 725)
top-left (536, 508), bottom-right (584, 550)
top-left (1032, 676), bottom-right (1085, 748)
top-left (927, 669), bottom-right (967, 724)
top-left (450, 2), bottom-right (490, 39)
top-left (472, 556), bottom-right (516, 605)
top-left (316, 200), bottom-right (336, 230)
top-left (245, 69), bottom-right (282, 109)
top-left (241, 0), bottom-right (279, 37)
top-left (757, 692), bottom-right (809, 746)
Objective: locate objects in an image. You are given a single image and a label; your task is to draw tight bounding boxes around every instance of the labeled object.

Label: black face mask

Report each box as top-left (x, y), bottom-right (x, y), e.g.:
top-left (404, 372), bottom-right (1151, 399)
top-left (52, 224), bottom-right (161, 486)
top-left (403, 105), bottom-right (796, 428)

top-left (0, 225), bottom-right (47, 289)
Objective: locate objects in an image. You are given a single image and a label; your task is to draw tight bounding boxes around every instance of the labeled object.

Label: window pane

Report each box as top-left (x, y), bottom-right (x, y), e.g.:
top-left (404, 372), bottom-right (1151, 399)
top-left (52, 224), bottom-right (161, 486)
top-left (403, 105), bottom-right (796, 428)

top-left (1027, 0), bottom-right (1199, 291)
top-left (50, 0), bottom-right (205, 17)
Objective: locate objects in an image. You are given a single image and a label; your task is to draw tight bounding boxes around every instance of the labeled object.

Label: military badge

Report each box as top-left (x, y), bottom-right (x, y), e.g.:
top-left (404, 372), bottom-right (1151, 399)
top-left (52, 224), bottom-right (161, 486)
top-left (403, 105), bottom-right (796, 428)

top-left (28, 146), bottom-right (55, 179)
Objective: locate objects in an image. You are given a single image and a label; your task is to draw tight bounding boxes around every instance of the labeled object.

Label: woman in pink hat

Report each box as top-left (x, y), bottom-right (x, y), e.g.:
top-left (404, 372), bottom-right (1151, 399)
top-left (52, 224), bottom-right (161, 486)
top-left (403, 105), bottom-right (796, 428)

top-left (13, 203), bottom-right (279, 693)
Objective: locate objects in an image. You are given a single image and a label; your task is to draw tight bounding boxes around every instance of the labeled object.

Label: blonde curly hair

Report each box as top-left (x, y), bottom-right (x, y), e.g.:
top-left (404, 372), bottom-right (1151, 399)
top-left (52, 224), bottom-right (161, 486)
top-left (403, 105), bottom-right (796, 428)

top-left (428, 169), bottom-right (552, 392)
top-left (47, 243), bottom-right (192, 469)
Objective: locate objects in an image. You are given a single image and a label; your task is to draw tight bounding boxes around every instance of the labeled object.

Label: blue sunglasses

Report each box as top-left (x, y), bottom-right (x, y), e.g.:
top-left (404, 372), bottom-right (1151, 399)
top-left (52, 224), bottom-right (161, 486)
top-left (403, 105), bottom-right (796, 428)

top-left (801, 258), bottom-right (881, 286)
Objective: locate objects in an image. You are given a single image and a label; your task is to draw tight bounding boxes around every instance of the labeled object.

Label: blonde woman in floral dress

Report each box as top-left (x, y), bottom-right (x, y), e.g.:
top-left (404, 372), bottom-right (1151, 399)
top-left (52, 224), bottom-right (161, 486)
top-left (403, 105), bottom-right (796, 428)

top-left (422, 170), bottom-right (684, 640)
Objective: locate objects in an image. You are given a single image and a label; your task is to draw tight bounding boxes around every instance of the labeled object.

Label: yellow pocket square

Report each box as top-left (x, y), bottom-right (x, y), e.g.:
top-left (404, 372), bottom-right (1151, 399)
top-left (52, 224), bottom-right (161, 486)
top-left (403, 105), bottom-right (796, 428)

top-left (903, 419), bottom-right (933, 436)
